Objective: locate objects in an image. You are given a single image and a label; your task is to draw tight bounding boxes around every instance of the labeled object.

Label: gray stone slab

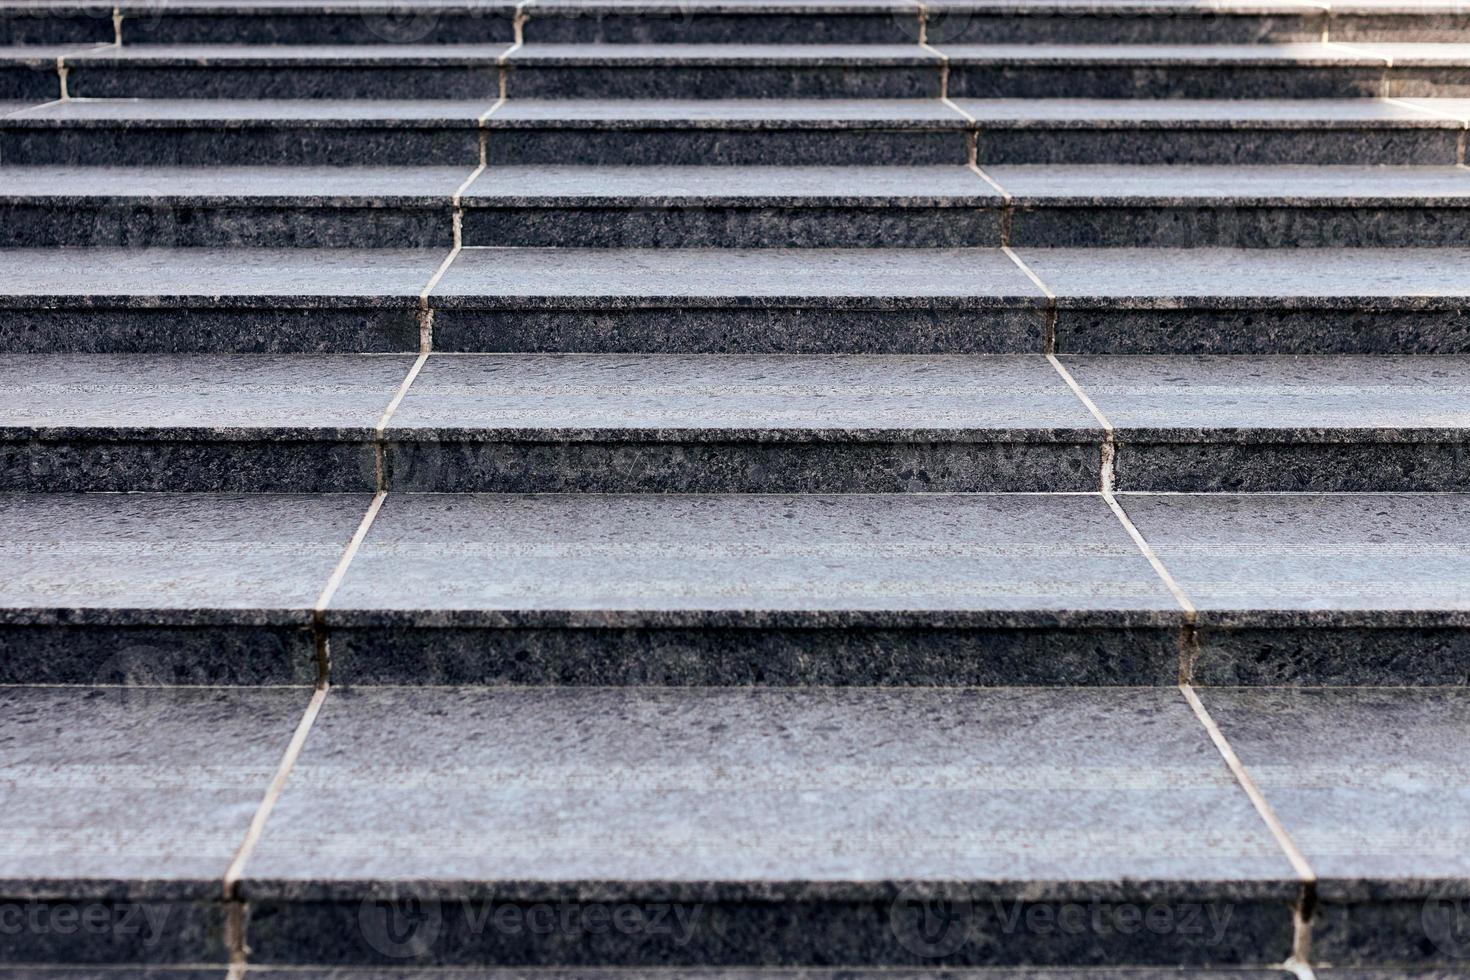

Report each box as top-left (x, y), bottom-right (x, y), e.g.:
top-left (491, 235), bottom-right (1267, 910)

top-left (1398, 96), bottom-right (1470, 120)
top-left (64, 43), bottom-right (513, 63)
top-left (428, 248), bottom-right (1043, 353)
top-left (457, 165), bottom-right (1000, 247)
top-left (1199, 687), bottom-right (1470, 963)
top-left (0, 353), bottom-right (412, 431)
top-left (1023, 249), bottom-right (1470, 353)
top-left (380, 354), bottom-right (1101, 492)
top-left (389, 353), bottom-right (1095, 434)
top-left (238, 972), bottom-right (1301, 980)
top-left (0, 164), bottom-right (475, 202)
top-left (239, 687), bottom-right (1297, 964)
top-left (0, 686), bottom-right (309, 961)
top-left (7, 97), bottom-right (495, 123)
top-left (504, 42), bottom-right (942, 63)
top-left (953, 97), bottom-right (1455, 125)
top-left (1062, 354), bottom-right (1470, 491)
top-left (433, 247), bottom-right (1034, 303)
top-left (1119, 492), bottom-right (1470, 684)
top-left (0, 167), bottom-right (469, 246)
top-left (0, 247), bottom-right (445, 306)
top-left (324, 492), bottom-right (1182, 685)
top-left (1019, 248), bottom-right (1470, 304)
top-left (936, 42), bottom-right (1388, 64)
top-left (460, 165), bottom-right (998, 203)
top-left (988, 164), bottom-right (1470, 202)
top-left (0, 492), bottom-right (371, 683)
top-left (487, 97), bottom-right (964, 125)
top-left (0, 353), bottom-right (414, 491)
top-left (0, 972), bottom-right (225, 980)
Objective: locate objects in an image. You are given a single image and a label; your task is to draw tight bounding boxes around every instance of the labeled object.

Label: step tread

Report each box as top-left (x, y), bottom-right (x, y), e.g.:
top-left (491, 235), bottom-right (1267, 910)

top-left (0, 491), bottom-right (373, 624)
top-left (0, 246), bottom-right (446, 304)
top-left (1017, 246), bottom-right (1470, 303)
top-left (1062, 353), bottom-right (1470, 437)
top-left (984, 162), bottom-right (1470, 201)
top-left (0, 163), bottom-right (479, 200)
top-left (4, 246), bottom-right (1469, 307)
top-left (238, 686), bottom-right (1297, 898)
top-left (0, 352), bottom-right (417, 434)
top-left (459, 163), bottom-right (999, 202)
top-left (1121, 492), bottom-right (1470, 623)
top-left (0, 684), bottom-right (313, 896)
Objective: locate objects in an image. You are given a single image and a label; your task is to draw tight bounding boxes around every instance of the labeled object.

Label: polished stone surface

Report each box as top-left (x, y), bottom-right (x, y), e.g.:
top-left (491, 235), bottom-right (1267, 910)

top-left (388, 353), bottom-right (1096, 434)
top-left (1020, 248), bottom-right (1470, 302)
top-left (433, 247), bottom-right (1039, 302)
top-left (0, 492), bottom-right (368, 623)
top-left (0, 247), bottom-right (446, 303)
top-left (1063, 355), bottom-right (1470, 491)
top-left (460, 164), bottom-right (998, 202)
top-left (1201, 688), bottom-right (1470, 962)
top-left (1120, 493), bottom-right (1470, 684)
top-left (330, 492), bottom-right (1178, 627)
top-left (239, 687), bottom-right (1297, 963)
top-left (988, 164), bottom-right (1470, 201)
top-left (382, 354), bottom-right (1101, 491)
top-left (0, 164), bottom-right (476, 201)
top-left (0, 686), bottom-right (310, 959)
top-left (0, 352), bottom-right (413, 431)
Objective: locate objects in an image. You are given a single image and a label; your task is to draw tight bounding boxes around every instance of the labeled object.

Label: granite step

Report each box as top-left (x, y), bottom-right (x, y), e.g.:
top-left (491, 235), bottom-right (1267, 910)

top-left (3, 352), bottom-right (1469, 494)
top-left (6, 97), bottom-right (1469, 166)
top-left (20, 163), bottom-right (1460, 250)
top-left (4, 246), bottom-right (1470, 355)
top-left (0, 165), bottom-right (478, 247)
top-left (9, 41), bottom-right (1470, 102)
top-left (4, 490), bottom-right (1470, 686)
top-left (4, 686), bottom-right (1469, 963)
top-left (3, 0), bottom-right (1469, 48)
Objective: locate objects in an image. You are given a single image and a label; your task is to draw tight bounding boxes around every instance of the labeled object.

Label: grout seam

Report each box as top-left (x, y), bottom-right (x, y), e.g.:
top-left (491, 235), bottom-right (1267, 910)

top-left (497, 0), bottom-right (533, 99)
top-left (112, 4), bottom-right (123, 44)
top-left (374, 354), bottom-right (430, 487)
top-left (1180, 684), bottom-right (1319, 970)
top-left (1001, 245), bottom-right (1056, 353)
top-left (310, 491), bottom-right (389, 680)
top-left (221, 684), bottom-right (330, 969)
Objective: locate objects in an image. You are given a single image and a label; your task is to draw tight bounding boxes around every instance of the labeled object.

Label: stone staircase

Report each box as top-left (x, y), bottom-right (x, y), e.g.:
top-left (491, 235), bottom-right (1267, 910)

top-left (2, 1), bottom-right (1470, 976)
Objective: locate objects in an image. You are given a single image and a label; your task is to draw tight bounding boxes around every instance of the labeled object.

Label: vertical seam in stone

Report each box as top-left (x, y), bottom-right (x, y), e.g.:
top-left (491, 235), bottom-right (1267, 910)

top-left (1322, 39), bottom-right (1391, 95)
top-left (499, 0), bottom-right (532, 99)
top-left (112, 5), bottom-right (123, 44)
top-left (1002, 245), bottom-right (1055, 354)
top-left (221, 684), bottom-right (330, 966)
top-left (964, 150), bottom-right (1011, 247)
top-left (920, 33), bottom-right (948, 100)
top-left (375, 354), bottom-right (430, 488)
top-left (55, 58), bottom-right (69, 100)
top-left (310, 491), bottom-right (389, 681)
top-left (1180, 683), bottom-right (1318, 970)
top-left (1384, 97), bottom-right (1470, 165)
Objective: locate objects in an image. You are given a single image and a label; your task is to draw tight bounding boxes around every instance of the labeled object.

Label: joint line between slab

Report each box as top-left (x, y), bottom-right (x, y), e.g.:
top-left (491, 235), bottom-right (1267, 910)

top-left (498, 0), bottom-right (533, 99)
top-left (222, 684), bottom-right (329, 928)
top-left (315, 490), bottom-right (388, 619)
top-left (1179, 684), bottom-right (1318, 964)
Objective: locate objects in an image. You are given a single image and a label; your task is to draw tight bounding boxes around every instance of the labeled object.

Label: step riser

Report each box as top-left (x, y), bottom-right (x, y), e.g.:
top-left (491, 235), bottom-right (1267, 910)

top-left (5, 436), bottom-right (1468, 493)
top-left (5, 306), bottom-right (1466, 356)
top-left (7, 10), bottom-right (1470, 45)
top-left (14, 203), bottom-right (1467, 249)
top-left (0, 308), bottom-right (424, 354)
top-left (7, 621), bottom-right (1469, 687)
top-left (36, 62), bottom-right (1470, 101)
top-left (948, 66), bottom-right (1467, 100)
top-left (0, 204), bottom-right (456, 248)
top-left (0, 439), bottom-right (1104, 493)
top-left (9, 126), bottom-right (1462, 167)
